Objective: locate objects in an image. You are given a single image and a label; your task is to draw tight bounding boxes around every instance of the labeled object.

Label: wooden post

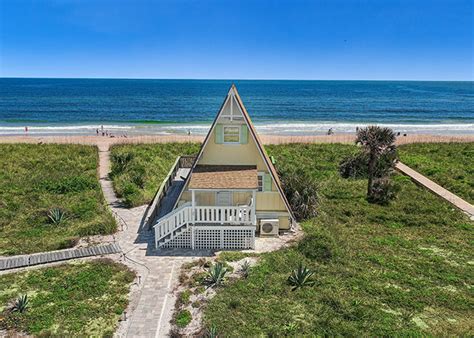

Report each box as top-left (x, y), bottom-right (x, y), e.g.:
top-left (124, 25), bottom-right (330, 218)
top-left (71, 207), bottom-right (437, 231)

top-left (252, 190), bottom-right (257, 225)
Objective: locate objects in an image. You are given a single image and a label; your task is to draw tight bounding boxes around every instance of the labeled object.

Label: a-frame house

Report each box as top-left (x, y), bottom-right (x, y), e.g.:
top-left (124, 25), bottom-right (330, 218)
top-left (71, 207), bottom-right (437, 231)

top-left (154, 84), bottom-right (295, 250)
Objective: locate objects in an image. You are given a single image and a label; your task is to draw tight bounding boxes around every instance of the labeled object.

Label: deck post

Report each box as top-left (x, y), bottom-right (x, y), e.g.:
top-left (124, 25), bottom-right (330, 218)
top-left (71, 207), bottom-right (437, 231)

top-left (252, 190), bottom-right (257, 225)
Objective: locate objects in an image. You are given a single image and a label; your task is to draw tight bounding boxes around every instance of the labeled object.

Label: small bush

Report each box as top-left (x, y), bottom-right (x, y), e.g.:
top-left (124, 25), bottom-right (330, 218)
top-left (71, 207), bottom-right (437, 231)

top-left (240, 260), bottom-right (251, 278)
top-left (178, 290), bottom-right (191, 306)
top-left (367, 177), bottom-right (400, 205)
top-left (204, 262), bottom-right (228, 288)
top-left (9, 294), bottom-right (29, 313)
top-left (288, 263), bottom-right (316, 291)
top-left (175, 309), bottom-right (192, 328)
top-left (339, 153), bottom-right (368, 179)
top-left (47, 208), bottom-right (67, 225)
top-left (279, 168), bottom-right (319, 221)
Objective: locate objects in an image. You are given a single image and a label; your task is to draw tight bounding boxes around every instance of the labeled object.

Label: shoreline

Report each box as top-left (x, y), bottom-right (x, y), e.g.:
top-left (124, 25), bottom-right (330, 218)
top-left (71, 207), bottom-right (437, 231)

top-left (0, 133), bottom-right (473, 146)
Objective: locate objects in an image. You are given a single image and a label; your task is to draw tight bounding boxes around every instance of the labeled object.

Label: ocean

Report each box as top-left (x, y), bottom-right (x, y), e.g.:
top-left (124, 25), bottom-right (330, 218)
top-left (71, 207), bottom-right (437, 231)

top-left (0, 78), bottom-right (473, 136)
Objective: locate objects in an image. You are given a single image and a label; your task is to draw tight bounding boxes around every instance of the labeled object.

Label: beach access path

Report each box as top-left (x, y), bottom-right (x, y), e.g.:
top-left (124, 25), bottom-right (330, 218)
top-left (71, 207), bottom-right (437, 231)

top-left (396, 162), bottom-right (474, 219)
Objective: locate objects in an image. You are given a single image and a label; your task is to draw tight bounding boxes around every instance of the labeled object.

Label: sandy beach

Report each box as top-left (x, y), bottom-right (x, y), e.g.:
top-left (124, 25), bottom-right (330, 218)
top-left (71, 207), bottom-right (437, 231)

top-left (0, 133), bottom-right (473, 147)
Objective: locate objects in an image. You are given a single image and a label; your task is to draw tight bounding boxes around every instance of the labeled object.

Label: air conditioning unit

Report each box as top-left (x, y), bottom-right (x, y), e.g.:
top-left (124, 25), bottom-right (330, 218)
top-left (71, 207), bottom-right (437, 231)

top-left (259, 219), bottom-right (279, 237)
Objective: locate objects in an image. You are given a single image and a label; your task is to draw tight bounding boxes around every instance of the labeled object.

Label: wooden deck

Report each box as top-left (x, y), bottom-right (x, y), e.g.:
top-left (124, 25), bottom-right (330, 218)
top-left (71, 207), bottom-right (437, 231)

top-left (396, 162), bottom-right (474, 218)
top-left (0, 243), bottom-right (121, 271)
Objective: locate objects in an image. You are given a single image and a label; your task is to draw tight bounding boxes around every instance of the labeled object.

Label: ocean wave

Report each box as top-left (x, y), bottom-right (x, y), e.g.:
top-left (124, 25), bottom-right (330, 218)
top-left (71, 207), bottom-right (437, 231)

top-left (0, 122), bottom-right (473, 136)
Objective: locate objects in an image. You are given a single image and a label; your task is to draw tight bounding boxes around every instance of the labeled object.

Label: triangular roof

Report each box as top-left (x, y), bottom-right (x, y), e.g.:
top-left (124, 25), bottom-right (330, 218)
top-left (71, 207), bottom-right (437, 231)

top-left (175, 84), bottom-right (295, 221)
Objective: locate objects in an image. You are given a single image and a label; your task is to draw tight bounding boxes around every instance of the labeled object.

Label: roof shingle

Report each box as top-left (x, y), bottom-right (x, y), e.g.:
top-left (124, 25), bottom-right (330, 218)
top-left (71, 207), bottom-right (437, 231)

top-left (189, 165), bottom-right (258, 189)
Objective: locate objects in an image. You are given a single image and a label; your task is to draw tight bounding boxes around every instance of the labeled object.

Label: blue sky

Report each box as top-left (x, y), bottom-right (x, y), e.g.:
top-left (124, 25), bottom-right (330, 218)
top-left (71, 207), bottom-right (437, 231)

top-left (0, 0), bottom-right (472, 80)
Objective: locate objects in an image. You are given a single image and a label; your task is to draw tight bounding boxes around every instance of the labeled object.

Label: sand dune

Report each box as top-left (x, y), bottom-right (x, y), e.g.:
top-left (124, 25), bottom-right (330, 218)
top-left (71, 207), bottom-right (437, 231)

top-left (0, 133), bottom-right (473, 146)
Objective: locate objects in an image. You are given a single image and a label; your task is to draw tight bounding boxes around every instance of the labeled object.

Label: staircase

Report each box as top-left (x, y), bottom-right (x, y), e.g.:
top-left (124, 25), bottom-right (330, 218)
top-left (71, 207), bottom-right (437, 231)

top-left (154, 202), bottom-right (192, 247)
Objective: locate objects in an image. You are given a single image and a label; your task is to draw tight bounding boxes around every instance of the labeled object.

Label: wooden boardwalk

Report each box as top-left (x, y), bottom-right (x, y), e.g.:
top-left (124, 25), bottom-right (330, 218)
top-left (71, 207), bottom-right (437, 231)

top-left (0, 243), bottom-right (121, 271)
top-left (396, 162), bottom-right (474, 218)
top-left (156, 167), bottom-right (190, 220)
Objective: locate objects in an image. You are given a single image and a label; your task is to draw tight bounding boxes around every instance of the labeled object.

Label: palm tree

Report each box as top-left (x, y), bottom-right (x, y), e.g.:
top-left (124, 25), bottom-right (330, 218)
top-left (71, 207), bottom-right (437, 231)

top-left (356, 126), bottom-right (397, 201)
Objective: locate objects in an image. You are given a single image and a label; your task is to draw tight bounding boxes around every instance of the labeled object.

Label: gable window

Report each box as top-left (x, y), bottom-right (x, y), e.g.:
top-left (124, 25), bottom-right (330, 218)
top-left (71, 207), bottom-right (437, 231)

top-left (223, 126), bottom-right (240, 143)
top-left (257, 173), bottom-right (264, 192)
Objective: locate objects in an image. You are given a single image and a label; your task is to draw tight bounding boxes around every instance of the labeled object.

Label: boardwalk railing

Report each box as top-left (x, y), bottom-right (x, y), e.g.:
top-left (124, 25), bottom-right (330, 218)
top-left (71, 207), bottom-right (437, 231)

top-left (144, 155), bottom-right (196, 228)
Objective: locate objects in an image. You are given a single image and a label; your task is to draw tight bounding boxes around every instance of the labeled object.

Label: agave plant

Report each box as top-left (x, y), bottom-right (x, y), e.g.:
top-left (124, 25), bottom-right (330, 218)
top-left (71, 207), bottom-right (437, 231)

top-left (207, 325), bottom-right (218, 338)
top-left (47, 207), bottom-right (67, 225)
top-left (204, 262), bottom-right (227, 288)
top-left (240, 260), bottom-right (251, 278)
top-left (10, 294), bottom-right (29, 313)
top-left (288, 263), bottom-right (315, 291)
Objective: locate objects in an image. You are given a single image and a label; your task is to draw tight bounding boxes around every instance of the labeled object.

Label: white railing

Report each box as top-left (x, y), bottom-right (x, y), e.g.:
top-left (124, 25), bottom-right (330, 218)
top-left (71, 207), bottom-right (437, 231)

top-left (154, 204), bottom-right (255, 248)
top-left (154, 202), bottom-right (191, 244)
top-left (194, 206), bottom-right (253, 224)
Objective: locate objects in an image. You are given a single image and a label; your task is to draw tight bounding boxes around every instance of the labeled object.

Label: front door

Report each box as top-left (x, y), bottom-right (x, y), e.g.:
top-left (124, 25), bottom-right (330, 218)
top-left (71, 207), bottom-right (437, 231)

top-left (216, 191), bottom-right (232, 206)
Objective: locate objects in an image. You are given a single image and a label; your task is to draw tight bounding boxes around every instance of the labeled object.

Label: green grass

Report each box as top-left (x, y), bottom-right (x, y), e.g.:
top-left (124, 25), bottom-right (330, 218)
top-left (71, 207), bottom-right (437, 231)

top-left (0, 144), bottom-right (116, 256)
top-left (202, 143), bottom-right (473, 336)
top-left (0, 259), bottom-right (135, 336)
top-left (110, 143), bottom-right (201, 207)
top-left (399, 142), bottom-right (474, 204)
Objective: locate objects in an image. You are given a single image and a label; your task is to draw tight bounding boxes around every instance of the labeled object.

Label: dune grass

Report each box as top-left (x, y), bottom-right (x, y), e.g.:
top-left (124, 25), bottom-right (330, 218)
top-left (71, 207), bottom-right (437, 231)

top-left (398, 142), bottom-right (474, 204)
top-left (0, 144), bottom-right (116, 256)
top-left (0, 259), bottom-right (134, 336)
top-left (109, 142), bottom-right (201, 207)
top-left (203, 143), bottom-right (473, 336)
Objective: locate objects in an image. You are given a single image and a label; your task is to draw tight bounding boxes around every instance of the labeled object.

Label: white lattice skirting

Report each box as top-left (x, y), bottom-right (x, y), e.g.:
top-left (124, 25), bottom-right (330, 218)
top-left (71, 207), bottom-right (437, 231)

top-left (162, 226), bottom-right (255, 250)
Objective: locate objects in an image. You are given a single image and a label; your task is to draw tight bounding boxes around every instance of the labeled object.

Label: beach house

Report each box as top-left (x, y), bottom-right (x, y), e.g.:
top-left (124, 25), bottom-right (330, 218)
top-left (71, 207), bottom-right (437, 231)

top-left (153, 85), bottom-right (295, 250)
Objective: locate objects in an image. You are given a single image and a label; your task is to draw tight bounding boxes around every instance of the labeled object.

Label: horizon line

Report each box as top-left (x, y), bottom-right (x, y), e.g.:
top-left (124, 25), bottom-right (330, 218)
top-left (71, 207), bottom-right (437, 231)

top-left (1, 76), bottom-right (473, 82)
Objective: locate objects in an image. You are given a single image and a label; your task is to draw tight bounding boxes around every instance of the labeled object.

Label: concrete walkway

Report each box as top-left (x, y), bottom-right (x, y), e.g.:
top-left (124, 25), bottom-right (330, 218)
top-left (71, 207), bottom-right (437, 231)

top-left (98, 144), bottom-right (206, 338)
top-left (0, 243), bottom-right (121, 271)
top-left (396, 162), bottom-right (474, 218)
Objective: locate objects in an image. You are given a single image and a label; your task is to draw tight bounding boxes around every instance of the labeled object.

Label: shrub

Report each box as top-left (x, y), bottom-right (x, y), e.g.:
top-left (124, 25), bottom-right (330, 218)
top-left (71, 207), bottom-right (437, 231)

top-left (279, 168), bottom-right (319, 221)
top-left (339, 153), bottom-right (368, 179)
top-left (367, 177), bottom-right (400, 205)
top-left (204, 262), bottom-right (228, 288)
top-left (240, 260), bottom-right (251, 278)
top-left (47, 208), bottom-right (67, 225)
top-left (206, 325), bottom-right (218, 338)
top-left (288, 263), bottom-right (316, 291)
top-left (178, 290), bottom-right (191, 306)
top-left (9, 294), bottom-right (29, 313)
top-left (175, 309), bottom-right (192, 328)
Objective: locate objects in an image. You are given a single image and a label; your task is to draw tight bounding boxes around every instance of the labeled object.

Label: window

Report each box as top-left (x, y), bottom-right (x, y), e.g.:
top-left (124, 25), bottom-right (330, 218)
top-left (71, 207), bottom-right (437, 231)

top-left (257, 173), bottom-right (264, 192)
top-left (223, 126), bottom-right (240, 143)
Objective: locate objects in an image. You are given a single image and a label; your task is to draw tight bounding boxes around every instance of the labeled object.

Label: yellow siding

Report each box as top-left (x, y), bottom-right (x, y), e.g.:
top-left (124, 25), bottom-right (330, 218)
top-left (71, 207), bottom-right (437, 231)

top-left (278, 216), bottom-right (290, 230)
top-left (198, 127), bottom-right (267, 171)
top-left (256, 192), bottom-right (287, 211)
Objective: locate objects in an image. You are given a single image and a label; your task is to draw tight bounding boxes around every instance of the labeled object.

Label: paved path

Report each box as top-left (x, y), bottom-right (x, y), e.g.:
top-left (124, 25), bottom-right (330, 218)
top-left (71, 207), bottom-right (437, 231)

top-left (396, 162), bottom-right (474, 218)
top-left (98, 144), bottom-right (206, 338)
top-left (0, 243), bottom-right (121, 271)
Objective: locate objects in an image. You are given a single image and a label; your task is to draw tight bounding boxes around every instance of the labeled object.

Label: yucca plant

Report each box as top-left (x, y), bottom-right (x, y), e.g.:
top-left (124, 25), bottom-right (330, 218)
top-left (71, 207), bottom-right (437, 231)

top-left (204, 262), bottom-right (227, 288)
top-left (240, 260), bottom-right (251, 278)
top-left (288, 263), bottom-right (315, 291)
top-left (10, 294), bottom-right (29, 313)
top-left (47, 207), bottom-right (67, 225)
top-left (207, 325), bottom-right (218, 338)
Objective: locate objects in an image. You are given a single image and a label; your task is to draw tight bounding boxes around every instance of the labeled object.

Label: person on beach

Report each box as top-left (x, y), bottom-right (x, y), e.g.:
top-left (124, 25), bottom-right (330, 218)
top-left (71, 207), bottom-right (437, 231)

top-left (327, 128), bottom-right (334, 135)
top-left (96, 128), bottom-right (99, 136)
top-left (25, 126), bottom-right (28, 133)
